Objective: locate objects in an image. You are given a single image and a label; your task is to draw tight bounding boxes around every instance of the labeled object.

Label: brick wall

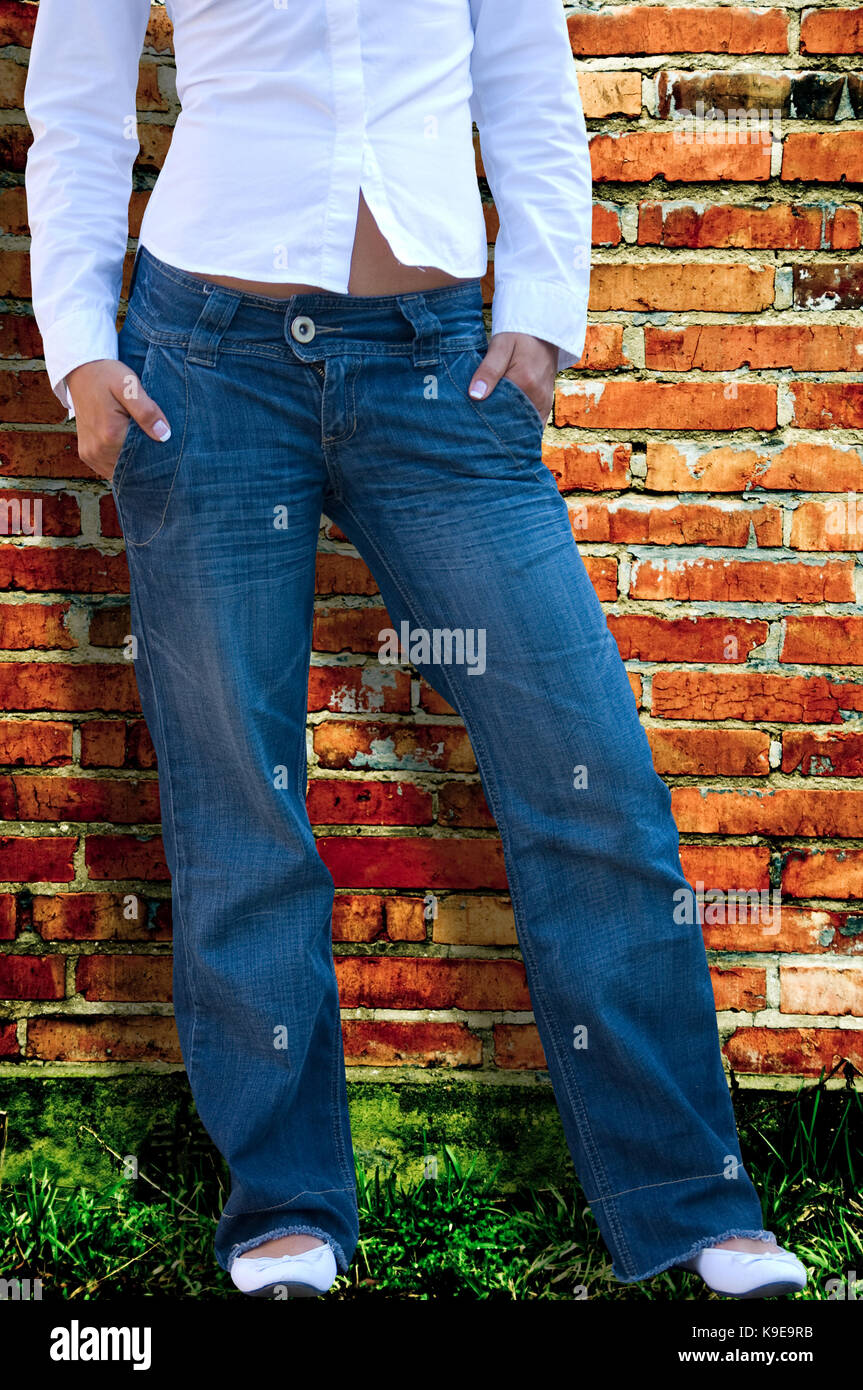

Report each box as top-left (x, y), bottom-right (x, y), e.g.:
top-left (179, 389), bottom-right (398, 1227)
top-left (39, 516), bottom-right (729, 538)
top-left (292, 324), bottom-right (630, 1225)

top-left (1, 1), bottom-right (862, 1095)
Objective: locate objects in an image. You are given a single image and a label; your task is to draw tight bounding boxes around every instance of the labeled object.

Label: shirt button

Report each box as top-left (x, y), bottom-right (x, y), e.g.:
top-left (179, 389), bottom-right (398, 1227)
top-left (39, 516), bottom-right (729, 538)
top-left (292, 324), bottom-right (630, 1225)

top-left (290, 315), bottom-right (316, 343)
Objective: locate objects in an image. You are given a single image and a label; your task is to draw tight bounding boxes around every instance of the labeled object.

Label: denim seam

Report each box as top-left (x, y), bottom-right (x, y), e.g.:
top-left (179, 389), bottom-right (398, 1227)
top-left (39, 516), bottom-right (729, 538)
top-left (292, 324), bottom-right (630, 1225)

top-left (586, 1168), bottom-right (751, 1205)
top-left (330, 491), bottom-right (630, 1271)
top-left (123, 565), bottom-right (200, 1088)
top-left (112, 337), bottom-right (156, 493)
top-left (120, 350), bottom-right (192, 549)
top-left (220, 1186), bottom-right (355, 1218)
top-left (330, 975), bottom-right (356, 1191)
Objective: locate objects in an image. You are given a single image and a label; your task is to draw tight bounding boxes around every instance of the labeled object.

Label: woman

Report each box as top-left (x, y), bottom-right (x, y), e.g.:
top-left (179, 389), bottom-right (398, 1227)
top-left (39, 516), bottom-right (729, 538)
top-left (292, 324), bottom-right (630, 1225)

top-left (24, 0), bottom-right (806, 1300)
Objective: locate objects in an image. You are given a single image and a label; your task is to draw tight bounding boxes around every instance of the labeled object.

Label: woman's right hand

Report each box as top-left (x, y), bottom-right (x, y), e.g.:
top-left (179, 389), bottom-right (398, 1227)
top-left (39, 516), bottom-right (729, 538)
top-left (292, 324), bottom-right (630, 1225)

top-left (66, 359), bottom-right (171, 481)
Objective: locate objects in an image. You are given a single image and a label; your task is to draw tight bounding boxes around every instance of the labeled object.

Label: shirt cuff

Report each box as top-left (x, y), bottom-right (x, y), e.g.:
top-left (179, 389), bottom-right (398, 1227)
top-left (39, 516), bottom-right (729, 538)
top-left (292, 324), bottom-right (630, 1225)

top-left (489, 276), bottom-right (588, 374)
top-left (40, 307), bottom-right (120, 421)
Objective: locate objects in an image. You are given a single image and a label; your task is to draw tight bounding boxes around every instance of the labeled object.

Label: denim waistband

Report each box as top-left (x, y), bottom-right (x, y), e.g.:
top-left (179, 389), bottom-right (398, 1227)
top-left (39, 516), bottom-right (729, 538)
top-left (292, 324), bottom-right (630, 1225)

top-left (126, 242), bottom-right (488, 364)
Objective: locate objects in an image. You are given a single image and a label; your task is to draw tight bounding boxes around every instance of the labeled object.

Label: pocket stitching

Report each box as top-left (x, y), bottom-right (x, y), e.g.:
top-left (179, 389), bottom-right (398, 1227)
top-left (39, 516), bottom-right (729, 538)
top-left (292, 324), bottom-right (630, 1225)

top-left (114, 347), bottom-right (190, 548)
top-left (442, 349), bottom-right (547, 477)
top-left (111, 337), bottom-right (156, 494)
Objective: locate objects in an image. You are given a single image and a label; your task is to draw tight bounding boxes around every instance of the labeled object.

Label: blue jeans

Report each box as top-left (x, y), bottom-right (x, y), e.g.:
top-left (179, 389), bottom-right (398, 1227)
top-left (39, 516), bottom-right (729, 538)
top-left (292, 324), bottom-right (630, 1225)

top-left (112, 243), bottom-right (774, 1282)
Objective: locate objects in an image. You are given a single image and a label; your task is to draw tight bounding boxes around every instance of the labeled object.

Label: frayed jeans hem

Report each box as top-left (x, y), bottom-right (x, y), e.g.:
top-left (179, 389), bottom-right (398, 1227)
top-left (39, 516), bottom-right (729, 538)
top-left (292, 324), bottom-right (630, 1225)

top-left (612, 1228), bottom-right (777, 1285)
top-left (226, 1224), bottom-right (350, 1276)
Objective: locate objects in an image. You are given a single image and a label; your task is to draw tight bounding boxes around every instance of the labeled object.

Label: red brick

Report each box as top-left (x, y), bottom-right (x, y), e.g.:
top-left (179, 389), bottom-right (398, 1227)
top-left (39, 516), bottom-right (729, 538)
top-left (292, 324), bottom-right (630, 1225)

top-left (608, 615), bottom-right (767, 663)
top-left (645, 324), bottom-right (863, 372)
top-left (0, 544), bottom-right (129, 593)
top-left (0, 663), bottom-right (139, 713)
top-left (314, 721), bottom-right (475, 772)
top-left (0, 774), bottom-right (160, 823)
top-left (306, 778), bottom-right (433, 825)
top-left (780, 966), bottom-right (863, 1016)
top-left (542, 442), bottom-right (632, 492)
top-left (724, 1026), bottom-right (863, 1076)
top-left (673, 786), bottom-right (863, 838)
top-left (75, 954), bottom-right (172, 1002)
top-left (574, 500), bottom-right (781, 546)
top-left (783, 730), bottom-right (863, 778)
top-left (26, 1016), bottom-right (182, 1063)
top-left (652, 671), bottom-right (863, 723)
top-left (493, 1024), bottom-right (545, 1070)
top-left (557, 380), bottom-right (777, 431)
top-left (781, 616), bottom-right (863, 665)
top-left (568, 7), bottom-right (789, 56)
top-left (0, 601), bottom-right (75, 651)
top-left (591, 131), bottom-right (771, 183)
top-left (783, 132), bottom-right (863, 184)
top-left (647, 727), bottom-right (770, 776)
top-left (711, 966), bottom-right (767, 1012)
top-left (307, 664), bottom-right (411, 714)
top-left (318, 835), bottom-right (506, 890)
top-left (0, 719), bottom-right (72, 765)
top-left (783, 849), bottom-right (863, 900)
top-left (639, 200), bottom-right (829, 250)
top-left (438, 782), bottom-right (494, 828)
top-left (0, 953), bottom-right (64, 999)
top-left (789, 383), bottom-right (863, 430)
top-left (342, 1020), bottom-right (481, 1067)
top-left (631, 556), bottom-right (853, 603)
top-left (0, 836), bottom-right (75, 882)
top-left (589, 263), bottom-right (774, 312)
top-left (84, 835), bottom-right (168, 881)
top-left (792, 499), bottom-right (863, 551)
top-left (33, 892), bottom-right (172, 942)
top-left (335, 956), bottom-right (529, 1010)
top-left (800, 7), bottom-right (863, 53)
top-left (646, 440), bottom-right (863, 493)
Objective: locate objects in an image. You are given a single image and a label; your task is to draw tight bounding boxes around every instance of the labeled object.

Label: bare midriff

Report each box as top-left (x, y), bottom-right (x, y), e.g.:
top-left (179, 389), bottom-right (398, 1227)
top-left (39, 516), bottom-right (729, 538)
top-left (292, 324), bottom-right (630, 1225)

top-left (184, 190), bottom-right (475, 298)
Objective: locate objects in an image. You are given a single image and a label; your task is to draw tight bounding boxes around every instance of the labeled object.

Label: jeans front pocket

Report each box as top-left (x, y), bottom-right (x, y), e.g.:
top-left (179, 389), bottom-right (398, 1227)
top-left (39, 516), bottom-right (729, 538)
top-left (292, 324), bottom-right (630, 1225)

top-left (112, 319), bottom-right (188, 547)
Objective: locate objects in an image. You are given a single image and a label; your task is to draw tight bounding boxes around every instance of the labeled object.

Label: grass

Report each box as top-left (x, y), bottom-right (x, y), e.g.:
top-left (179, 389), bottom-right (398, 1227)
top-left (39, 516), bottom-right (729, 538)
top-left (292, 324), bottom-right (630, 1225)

top-left (0, 1076), bottom-right (860, 1300)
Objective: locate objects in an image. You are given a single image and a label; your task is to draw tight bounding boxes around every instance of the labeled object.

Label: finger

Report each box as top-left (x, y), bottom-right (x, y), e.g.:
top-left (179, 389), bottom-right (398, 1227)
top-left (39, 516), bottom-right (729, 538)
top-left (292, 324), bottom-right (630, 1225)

top-left (468, 340), bottom-right (515, 400)
top-left (111, 368), bottom-right (171, 442)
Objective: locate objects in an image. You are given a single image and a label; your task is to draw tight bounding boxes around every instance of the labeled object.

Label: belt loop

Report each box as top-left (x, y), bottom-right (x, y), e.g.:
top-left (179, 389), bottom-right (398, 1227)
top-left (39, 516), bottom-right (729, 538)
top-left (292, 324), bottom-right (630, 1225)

top-left (395, 293), bottom-right (442, 368)
top-left (186, 287), bottom-right (241, 369)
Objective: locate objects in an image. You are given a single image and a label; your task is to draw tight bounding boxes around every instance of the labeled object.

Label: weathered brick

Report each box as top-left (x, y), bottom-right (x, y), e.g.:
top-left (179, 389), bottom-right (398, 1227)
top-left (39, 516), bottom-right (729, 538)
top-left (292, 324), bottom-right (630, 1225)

top-left (590, 131), bottom-right (771, 182)
top-left (631, 556), bottom-right (853, 603)
top-left (789, 384), bottom-right (863, 430)
top-left (783, 132), bottom-right (863, 183)
top-left (780, 966), bottom-right (863, 1016)
top-left (26, 1016), bottom-right (182, 1063)
top-left (0, 953), bottom-right (64, 999)
top-left (568, 7), bottom-right (789, 56)
top-left (318, 835), bottom-right (506, 891)
top-left (800, 7), bottom-right (863, 54)
top-left (645, 440), bottom-right (863, 493)
top-left (638, 200), bottom-right (830, 250)
top-left (556, 380), bottom-right (777, 431)
top-left (590, 262), bottom-right (774, 311)
top-left (724, 1026), bottom-right (863, 1075)
top-left (306, 778), bottom-right (433, 825)
top-left (781, 615), bottom-right (863, 665)
top-left (794, 263), bottom-right (863, 310)
top-left (652, 671), bottom-right (863, 723)
top-left (75, 954), bottom-right (172, 1002)
top-left (335, 956), bottom-right (529, 1010)
top-left (33, 892), bottom-right (172, 942)
top-left (645, 324), bottom-right (863, 371)
top-left (342, 1019), bottom-right (481, 1067)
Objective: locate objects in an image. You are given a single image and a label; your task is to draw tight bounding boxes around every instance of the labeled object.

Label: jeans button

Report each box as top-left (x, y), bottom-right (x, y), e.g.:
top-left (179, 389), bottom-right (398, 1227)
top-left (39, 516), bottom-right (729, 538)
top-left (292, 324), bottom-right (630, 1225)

top-left (290, 315), bottom-right (316, 343)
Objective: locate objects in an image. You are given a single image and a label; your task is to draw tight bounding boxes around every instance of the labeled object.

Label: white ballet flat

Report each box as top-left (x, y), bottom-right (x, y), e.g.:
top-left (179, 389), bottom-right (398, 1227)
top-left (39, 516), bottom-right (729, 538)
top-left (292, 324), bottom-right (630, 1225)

top-left (229, 1241), bottom-right (338, 1298)
top-left (680, 1245), bottom-right (807, 1299)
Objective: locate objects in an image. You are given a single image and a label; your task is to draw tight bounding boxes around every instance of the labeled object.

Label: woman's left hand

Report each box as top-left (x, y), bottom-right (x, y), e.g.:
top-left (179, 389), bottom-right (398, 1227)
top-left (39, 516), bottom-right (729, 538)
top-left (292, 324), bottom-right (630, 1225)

top-left (467, 331), bottom-right (558, 424)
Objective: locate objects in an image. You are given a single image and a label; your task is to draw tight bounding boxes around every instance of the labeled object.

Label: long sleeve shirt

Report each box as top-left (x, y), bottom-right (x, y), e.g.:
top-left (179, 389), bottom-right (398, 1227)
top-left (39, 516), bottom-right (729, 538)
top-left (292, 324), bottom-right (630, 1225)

top-left (24, 0), bottom-right (593, 420)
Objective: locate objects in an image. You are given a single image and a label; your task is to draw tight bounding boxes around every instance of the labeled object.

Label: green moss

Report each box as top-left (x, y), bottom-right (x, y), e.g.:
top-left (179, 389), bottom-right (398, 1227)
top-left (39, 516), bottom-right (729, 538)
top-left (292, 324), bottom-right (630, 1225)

top-left (0, 1075), bottom-right (572, 1195)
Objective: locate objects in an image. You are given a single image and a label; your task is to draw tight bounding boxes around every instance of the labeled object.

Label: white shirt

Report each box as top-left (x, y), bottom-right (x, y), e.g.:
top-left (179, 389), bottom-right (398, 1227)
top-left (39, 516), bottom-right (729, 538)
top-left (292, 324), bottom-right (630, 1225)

top-left (24, 0), bottom-right (593, 420)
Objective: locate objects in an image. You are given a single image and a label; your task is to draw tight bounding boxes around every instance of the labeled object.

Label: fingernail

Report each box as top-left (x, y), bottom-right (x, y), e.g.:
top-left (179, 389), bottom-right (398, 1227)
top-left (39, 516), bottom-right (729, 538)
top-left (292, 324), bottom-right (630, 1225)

top-left (468, 380), bottom-right (488, 399)
top-left (153, 419), bottom-right (171, 441)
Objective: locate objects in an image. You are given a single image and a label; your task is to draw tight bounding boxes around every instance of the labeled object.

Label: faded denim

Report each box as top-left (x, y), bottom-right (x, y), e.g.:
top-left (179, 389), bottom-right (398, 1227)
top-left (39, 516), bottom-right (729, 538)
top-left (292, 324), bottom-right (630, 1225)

top-left (112, 243), bottom-right (774, 1282)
